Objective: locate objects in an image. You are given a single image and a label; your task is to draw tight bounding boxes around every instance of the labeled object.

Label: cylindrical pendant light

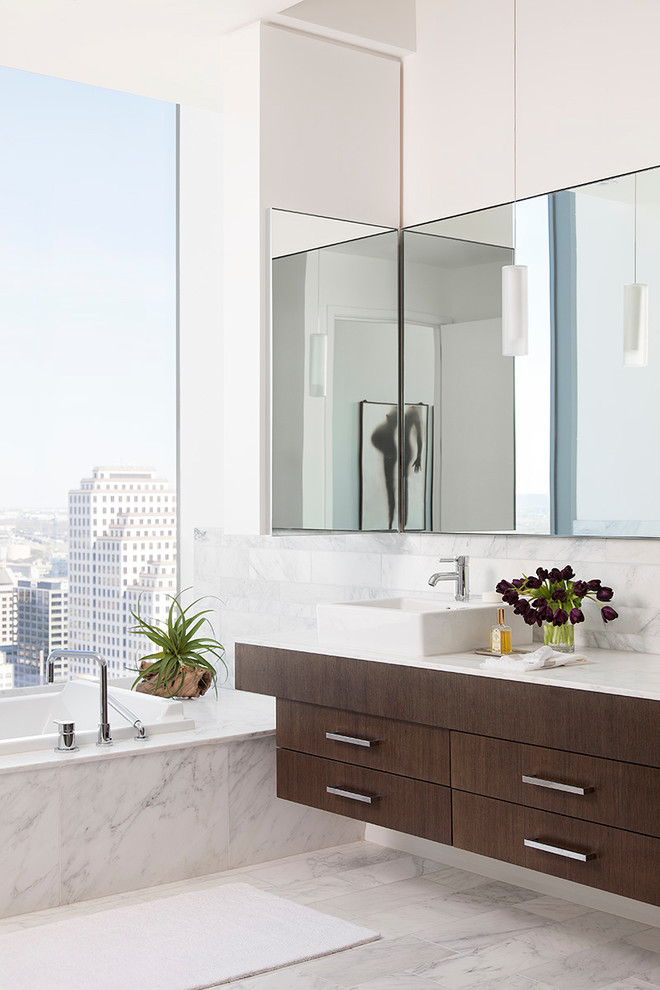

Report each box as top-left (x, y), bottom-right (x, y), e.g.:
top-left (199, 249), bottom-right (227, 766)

top-left (623, 174), bottom-right (649, 367)
top-left (502, 264), bottom-right (529, 355)
top-left (501, 0), bottom-right (528, 358)
top-left (623, 282), bottom-right (649, 366)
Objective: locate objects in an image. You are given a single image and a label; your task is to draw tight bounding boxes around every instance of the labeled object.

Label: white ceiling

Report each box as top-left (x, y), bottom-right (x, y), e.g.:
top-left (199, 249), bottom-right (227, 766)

top-left (0, 0), bottom-right (291, 109)
top-left (0, 0), bottom-right (414, 109)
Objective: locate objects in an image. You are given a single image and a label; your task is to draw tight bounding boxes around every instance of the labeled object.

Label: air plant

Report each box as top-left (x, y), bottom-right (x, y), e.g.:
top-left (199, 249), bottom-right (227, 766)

top-left (129, 589), bottom-right (226, 698)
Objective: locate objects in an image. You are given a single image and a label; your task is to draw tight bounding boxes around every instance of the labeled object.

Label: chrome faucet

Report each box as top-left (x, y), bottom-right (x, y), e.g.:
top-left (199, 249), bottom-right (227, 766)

top-left (46, 650), bottom-right (113, 747)
top-left (108, 693), bottom-right (147, 741)
top-left (428, 555), bottom-right (470, 601)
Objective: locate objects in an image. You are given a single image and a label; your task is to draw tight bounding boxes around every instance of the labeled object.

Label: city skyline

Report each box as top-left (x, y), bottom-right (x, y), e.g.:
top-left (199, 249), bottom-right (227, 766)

top-left (1, 463), bottom-right (178, 687)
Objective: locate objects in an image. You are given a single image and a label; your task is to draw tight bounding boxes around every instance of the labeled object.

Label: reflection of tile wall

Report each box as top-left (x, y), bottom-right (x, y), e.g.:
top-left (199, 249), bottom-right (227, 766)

top-left (195, 528), bottom-right (660, 684)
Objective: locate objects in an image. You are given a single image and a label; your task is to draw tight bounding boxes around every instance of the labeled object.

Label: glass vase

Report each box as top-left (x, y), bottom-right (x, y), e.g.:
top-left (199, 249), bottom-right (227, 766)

top-left (543, 621), bottom-right (575, 653)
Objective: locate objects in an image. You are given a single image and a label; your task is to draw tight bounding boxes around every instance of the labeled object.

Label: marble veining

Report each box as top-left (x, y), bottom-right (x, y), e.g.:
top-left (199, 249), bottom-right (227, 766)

top-left (227, 736), bottom-right (363, 869)
top-left (195, 527), bottom-right (660, 685)
top-left (0, 768), bottom-right (60, 917)
top-left (59, 743), bottom-right (231, 902)
top-left (2, 840), bottom-right (660, 988)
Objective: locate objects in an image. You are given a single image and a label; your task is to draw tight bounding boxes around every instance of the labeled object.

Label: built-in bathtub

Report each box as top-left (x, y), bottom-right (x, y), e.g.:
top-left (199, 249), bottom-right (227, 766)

top-left (0, 683), bottom-right (362, 920)
top-left (0, 679), bottom-right (194, 756)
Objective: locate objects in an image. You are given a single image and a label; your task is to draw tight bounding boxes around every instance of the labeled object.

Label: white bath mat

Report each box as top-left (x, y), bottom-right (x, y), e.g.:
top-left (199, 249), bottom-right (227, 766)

top-left (1, 883), bottom-right (379, 990)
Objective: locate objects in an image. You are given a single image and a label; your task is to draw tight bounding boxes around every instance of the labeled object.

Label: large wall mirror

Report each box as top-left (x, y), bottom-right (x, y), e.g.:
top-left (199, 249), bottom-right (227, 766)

top-left (271, 210), bottom-right (398, 531)
top-left (272, 165), bottom-right (660, 537)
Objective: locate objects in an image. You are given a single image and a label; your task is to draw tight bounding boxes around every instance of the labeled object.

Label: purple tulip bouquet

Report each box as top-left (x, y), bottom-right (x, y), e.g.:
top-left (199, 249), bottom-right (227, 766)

top-left (496, 565), bottom-right (618, 652)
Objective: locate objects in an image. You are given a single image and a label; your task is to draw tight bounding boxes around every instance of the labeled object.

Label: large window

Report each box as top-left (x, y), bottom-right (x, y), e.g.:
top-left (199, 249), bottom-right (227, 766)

top-left (0, 68), bottom-right (177, 685)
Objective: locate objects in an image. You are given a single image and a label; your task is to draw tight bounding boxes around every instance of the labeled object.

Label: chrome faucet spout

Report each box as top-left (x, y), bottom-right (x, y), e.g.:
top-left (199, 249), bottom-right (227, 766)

top-left (46, 650), bottom-right (113, 747)
top-left (428, 556), bottom-right (470, 601)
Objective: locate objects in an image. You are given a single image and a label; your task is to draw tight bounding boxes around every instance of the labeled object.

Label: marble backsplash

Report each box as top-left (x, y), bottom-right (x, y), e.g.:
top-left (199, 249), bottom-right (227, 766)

top-left (194, 529), bottom-right (660, 684)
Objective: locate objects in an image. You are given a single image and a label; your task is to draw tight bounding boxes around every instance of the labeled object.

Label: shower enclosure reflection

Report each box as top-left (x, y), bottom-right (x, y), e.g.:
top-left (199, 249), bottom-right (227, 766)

top-left (271, 165), bottom-right (660, 537)
top-left (271, 210), bottom-right (398, 531)
top-left (402, 230), bottom-right (516, 532)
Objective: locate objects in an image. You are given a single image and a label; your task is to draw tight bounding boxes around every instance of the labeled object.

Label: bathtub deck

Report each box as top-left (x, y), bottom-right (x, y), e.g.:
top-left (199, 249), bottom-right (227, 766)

top-left (0, 686), bottom-right (276, 775)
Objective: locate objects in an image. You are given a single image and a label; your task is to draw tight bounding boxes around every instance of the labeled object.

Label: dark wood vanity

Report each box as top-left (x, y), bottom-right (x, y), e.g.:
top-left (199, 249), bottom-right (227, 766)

top-left (236, 642), bottom-right (660, 906)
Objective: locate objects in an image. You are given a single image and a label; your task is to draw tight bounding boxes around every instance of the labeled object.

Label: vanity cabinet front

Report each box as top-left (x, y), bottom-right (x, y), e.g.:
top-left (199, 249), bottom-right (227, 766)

top-left (451, 731), bottom-right (660, 837)
top-left (453, 790), bottom-right (660, 906)
top-left (277, 700), bottom-right (450, 783)
top-left (275, 700), bottom-right (452, 841)
top-left (235, 643), bottom-right (660, 906)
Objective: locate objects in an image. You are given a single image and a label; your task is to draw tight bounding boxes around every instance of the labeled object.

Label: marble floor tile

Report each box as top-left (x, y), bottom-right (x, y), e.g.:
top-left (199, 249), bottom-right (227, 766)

top-left (414, 905), bottom-right (553, 954)
top-left (425, 865), bottom-right (492, 893)
top-left (4, 838), bottom-right (659, 989)
top-left (309, 876), bottom-right (458, 918)
top-left (432, 976), bottom-right (549, 990)
top-left (445, 879), bottom-right (542, 910)
top-left (242, 841), bottom-right (403, 887)
top-left (347, 972), bottom-right (444, 989)
top-left (297, 934), bottom-right (456, 987)
top-left (218, 962), bottom-right (341, 989)
top-left (627, 929), bottom-right (660, 954)
top-left (351, 894), bottom-right (496, 938)
top-left (514, 910), bottom-right (649, 959)
top-left (516, 894), bottom-right (595, 922)
top-left (268, 874), bottom-right (365, 905)
top-left (519, 940), bottom-right (660, 990)
top-left (598, 979), bottom-right (660, 990)
top-left (410, 935), bottom-right (561, 988)
top-left (338, 854), bottom-right (447, 889)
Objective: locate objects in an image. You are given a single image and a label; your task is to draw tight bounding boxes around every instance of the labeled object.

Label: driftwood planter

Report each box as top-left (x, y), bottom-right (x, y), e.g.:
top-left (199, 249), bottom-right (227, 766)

top-left (135, 661), bottom-right (214, 699)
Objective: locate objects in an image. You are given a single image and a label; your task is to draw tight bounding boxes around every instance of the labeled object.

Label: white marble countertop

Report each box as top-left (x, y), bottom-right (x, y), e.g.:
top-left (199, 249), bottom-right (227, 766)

top-left (0, 688), bottom-right (276, 777)
top-left (236, 631), bottom-right (660, 702)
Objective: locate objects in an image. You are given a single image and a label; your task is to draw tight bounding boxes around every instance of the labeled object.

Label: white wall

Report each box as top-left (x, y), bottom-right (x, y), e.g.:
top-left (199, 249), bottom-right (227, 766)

top-left (259, 25), bottom-right (400, 227)
top-left (516, 0), bottom-right (660, 199)
top-left (403, 0), bottom-right (660, 226)
top-left (222, 23), bottom-right (401, 534)
top-left (173, 106), bottom-right (225, 589)
top-left (402, 0), bottom-right (514, 226)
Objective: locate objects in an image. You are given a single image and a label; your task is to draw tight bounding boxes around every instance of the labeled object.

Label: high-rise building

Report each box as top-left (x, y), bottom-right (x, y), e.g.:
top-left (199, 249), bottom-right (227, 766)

top-left (68, 467), bottom-right (177, 678)
top-left (0, 564), bottom-right (17, 651)
top-left (15, 577), bottom-right (69, 686)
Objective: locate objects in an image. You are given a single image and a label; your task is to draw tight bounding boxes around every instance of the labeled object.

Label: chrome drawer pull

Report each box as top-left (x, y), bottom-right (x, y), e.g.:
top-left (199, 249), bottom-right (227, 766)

top-left (524, 838), bottom-right (596, 862)
top-left (522, 774), bottom-right (594, 796)
top-left (326, 785), bottom-right (378, 804)
top-left (325, 731), bottom-right (376, 748)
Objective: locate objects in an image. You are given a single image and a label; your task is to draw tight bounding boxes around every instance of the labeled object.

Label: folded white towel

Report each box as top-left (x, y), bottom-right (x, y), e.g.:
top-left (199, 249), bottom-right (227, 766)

top-left (480, 644), bottom-right (586, 672)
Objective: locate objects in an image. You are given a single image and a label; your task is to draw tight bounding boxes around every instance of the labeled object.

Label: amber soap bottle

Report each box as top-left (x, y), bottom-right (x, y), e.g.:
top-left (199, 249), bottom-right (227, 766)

top-left (490, 607), bottom-right (512, 654)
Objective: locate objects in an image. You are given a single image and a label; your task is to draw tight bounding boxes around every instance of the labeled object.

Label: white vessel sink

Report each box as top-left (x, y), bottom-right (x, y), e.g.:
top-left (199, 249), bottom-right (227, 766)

top-left (317, 597), bottom-right (532, 658)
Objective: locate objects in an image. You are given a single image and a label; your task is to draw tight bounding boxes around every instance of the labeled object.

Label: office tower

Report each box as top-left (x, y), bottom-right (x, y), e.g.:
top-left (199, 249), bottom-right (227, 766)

top-left (68, 467), bottom-right (177, 678)
top-left (0, 564), bottom-right (17, 652)
top-left (15, 577), bottom-right (69, 686)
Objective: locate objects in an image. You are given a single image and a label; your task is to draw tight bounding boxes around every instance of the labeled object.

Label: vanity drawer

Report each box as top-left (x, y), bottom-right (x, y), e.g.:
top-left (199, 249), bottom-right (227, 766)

top-left (277, 749), bottom-right (451, 842)
top-left (453, 790), bottom-right (660, 906)
top-left (451, 732), bottom-right (660, 838)
top-left (277, 700), bottom-right (450, 784)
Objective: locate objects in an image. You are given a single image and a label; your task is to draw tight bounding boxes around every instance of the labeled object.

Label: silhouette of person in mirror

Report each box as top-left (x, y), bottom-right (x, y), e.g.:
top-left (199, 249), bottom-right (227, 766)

top-left (370, 406), bottom-right (398, 530)
top-left (370, 405), bottom-right (424, 530)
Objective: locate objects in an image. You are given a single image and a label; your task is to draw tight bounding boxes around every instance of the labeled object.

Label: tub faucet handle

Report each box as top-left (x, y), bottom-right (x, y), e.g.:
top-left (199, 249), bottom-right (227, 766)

top-left (53, 720), bottom-right (79, 753)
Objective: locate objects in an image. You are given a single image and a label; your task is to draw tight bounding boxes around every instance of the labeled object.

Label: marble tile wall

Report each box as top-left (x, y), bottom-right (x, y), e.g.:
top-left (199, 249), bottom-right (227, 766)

top-left (194, 528), bottom-right (660, 683)
top-left (0, 736), bottom-right (362, 918)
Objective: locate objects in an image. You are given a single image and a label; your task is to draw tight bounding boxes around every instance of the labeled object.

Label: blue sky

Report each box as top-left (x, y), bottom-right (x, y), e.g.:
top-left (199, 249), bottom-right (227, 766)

top-left (0, 67), bottom-right (176, 507)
